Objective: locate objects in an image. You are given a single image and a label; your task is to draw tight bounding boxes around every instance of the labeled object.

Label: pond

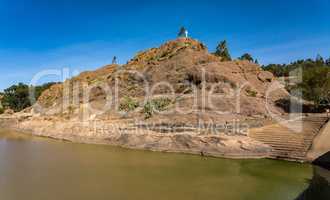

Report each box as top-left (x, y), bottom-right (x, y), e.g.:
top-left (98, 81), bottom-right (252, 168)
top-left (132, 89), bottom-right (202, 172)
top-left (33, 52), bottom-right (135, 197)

top-left (0, 130), bottom-right (321, 200)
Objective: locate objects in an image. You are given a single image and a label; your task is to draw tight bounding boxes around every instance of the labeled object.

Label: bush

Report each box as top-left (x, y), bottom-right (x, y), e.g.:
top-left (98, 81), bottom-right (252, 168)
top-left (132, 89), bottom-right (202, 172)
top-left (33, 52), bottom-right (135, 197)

top-left (246, 89), bottom-right (258, 97)
top-left (119, 96), bottom-right (139, 112)
top-left (143, 97), bottom-right (172, 119)
top-left (143, 102), bottom-right (153, 119)
top-left (239, 53), bottom-right (254, 62)
top-left (0, 107), bottom-right (4, 114)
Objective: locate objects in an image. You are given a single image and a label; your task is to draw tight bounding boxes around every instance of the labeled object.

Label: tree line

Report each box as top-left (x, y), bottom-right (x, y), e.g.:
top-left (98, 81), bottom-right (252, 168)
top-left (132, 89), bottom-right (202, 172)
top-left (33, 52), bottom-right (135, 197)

top-left (262, 55), bottom-right (330, 77)
top-left (213, 40), bottom-right (258, 64)
top-left (0, 82), bottom-right (58, 113)
top-left (210, 35), bottom-right (330, 111)
top-left (263, 56), bottom-right (330, 111)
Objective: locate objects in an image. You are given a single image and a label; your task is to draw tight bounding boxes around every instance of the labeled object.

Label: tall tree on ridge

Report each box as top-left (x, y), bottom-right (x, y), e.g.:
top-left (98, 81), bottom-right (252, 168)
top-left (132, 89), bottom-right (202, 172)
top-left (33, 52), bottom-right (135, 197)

top-left (316, 54), bottom-right (324, 65)
top-left (214, 40), bottom-right (231, 61)
top-left (326, 57), bottom-right (330, 67)
top-left (239, 53), bottom-right (254, 62)
top-left (178, 27), bottom-right (188, 38)
top-left (254, 59), bottom-right (259, 64)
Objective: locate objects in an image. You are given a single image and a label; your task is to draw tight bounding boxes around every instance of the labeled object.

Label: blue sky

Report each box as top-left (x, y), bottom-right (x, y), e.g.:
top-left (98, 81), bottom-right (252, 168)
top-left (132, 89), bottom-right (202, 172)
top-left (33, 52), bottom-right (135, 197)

top-left (0, 0), bottom-right (329, 90)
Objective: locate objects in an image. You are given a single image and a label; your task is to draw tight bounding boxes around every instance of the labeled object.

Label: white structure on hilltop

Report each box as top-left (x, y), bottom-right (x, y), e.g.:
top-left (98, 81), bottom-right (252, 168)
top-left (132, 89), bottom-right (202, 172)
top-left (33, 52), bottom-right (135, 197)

top-left (185, 29), bottom-right (188, 38)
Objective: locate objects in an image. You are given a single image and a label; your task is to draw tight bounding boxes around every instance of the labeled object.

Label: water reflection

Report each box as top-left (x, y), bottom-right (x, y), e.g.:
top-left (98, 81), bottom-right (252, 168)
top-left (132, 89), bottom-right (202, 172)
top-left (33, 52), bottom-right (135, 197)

top-left (295, 166), bottom-right (330, 200)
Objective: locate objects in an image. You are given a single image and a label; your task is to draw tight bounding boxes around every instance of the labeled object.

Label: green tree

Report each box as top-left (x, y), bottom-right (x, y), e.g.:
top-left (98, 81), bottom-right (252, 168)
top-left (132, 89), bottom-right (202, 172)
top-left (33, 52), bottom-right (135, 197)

top-left (261, 57), bottom-right (330, 111)
top-left (263, 58), bottom-right (329, 77)
top-left (2, 82), bottom-right (58, 112)
top-left (0, 92), bottom-right (3, 114)
top-left (293, 66), bottom-right (330, 108)
top-left (254, 59), bottom-right (259, 64)
top-left (2, 83), bottom-right (31, 112)
top-left (239, 53), bottom-right (254, 62)
top-left (325, 57), bottom-right (330, 67)
top-left (316, 54), bottom-right (324, 65)
top-left (214, 40), bottom-right (231, 61)
top-left (178, 27), bottom-right (187, 38)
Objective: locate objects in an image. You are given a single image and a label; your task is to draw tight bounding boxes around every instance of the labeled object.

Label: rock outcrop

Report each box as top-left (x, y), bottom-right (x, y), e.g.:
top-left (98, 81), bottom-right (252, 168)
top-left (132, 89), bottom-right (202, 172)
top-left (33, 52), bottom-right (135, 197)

top-left (35, 38), bottom-right (288, 124)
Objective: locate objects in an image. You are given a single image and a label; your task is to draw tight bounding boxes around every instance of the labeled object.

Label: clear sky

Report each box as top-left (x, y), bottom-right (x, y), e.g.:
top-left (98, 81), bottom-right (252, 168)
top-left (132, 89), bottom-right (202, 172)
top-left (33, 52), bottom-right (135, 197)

top-left (0, 0), bottom-right (329, 90)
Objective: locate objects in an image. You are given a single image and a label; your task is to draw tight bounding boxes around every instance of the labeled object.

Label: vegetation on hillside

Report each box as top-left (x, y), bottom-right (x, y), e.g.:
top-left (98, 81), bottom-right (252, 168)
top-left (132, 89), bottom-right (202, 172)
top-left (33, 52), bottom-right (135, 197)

top-left (214, 40), bottom-right (232, 61)
top-left (0, 92), bottom-right (3, 114)
top-left (239, 53), bottom-right (254, 62)
top-left (262, 56), bottom-right (330, 77)
top-left (119, 96), bottom-right (139, 112)
top-left (1, 82), bottom-right (58, 112)
top-left (239, 53), bottom-right (259, 64)
top-left (143, 98), bottom-right (172, 119)
top-left (263, 56), bottom-right (330, 110)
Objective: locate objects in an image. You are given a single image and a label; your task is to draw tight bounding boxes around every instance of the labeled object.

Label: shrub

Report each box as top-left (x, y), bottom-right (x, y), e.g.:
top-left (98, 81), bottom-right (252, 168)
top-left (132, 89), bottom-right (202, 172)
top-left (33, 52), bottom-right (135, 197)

top-left (67, 105), bottom-right (75, 115)
top-left (119, 96), bottom-right (139, 112)
top-left (246, 89), bottom-right (258, 97)
top-left (0, 107), bottom-right (4, 114)
top-left (143, 97), bottom-right (172, 119)
top-left (143, 101), bottom-right (153, 119)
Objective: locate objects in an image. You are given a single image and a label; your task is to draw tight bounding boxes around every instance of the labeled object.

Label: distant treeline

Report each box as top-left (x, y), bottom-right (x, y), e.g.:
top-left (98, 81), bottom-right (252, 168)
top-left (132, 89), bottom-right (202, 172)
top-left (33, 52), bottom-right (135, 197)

top-left (0, 82), bottom-right (58, 113)
top-left (262, 56), bottom-right (330, 111)
top-left (262, 55), bottom-right (330, 77)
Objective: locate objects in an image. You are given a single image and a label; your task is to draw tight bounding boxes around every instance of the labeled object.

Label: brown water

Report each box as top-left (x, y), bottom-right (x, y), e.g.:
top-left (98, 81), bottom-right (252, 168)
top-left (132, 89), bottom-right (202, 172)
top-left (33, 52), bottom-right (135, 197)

top-left (0, 130), bottom-right (312, 200)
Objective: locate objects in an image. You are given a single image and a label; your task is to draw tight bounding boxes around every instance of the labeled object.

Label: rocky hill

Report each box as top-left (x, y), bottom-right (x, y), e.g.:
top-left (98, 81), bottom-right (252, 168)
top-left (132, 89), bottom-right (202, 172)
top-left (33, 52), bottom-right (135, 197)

top-left (0, 37), bottom-right (297, 159)
top-left (35, 37), bottom-right (288, 126)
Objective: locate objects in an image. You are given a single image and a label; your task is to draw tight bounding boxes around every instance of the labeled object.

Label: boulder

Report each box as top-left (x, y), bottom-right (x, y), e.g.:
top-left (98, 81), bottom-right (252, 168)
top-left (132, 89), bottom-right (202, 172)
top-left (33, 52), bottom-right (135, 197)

top-left (258, 71), bottom-right (274, 82)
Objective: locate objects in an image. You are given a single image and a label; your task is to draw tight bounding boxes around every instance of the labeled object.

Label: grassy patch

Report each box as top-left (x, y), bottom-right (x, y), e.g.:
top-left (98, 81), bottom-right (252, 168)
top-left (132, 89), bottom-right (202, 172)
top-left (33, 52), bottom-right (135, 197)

top-left (143, 97), bottom-right (172, 119)
top-left (119, 96), bottom-right (139, 112)
top-left (246, 89), bottom-right (258, 97)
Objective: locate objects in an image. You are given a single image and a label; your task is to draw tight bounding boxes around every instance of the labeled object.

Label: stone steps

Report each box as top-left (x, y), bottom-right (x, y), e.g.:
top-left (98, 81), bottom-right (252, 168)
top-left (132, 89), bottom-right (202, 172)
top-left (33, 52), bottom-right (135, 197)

top-left (250, 116), bottom-right (328, 162)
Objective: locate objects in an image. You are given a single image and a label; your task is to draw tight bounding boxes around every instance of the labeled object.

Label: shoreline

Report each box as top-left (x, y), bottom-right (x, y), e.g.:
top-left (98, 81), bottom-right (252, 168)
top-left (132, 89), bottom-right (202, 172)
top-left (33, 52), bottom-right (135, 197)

top-left (1, 114), bottom-right (328, 162)
top-left (0, 116), bottom-right (272, 160)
